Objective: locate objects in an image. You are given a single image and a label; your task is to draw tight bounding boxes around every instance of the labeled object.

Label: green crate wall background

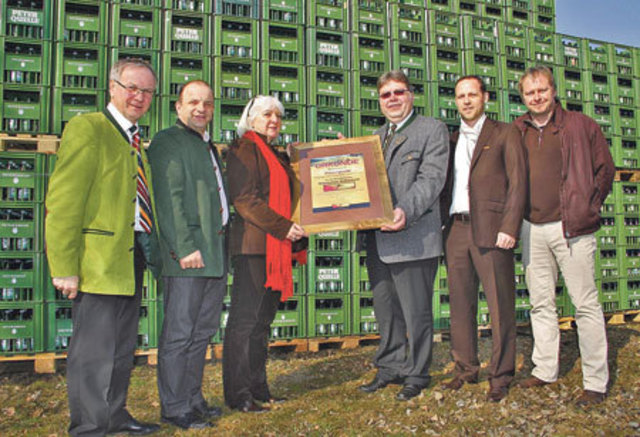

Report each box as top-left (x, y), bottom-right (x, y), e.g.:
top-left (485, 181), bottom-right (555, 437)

top-left (0, 0), bottom-right (639, 355)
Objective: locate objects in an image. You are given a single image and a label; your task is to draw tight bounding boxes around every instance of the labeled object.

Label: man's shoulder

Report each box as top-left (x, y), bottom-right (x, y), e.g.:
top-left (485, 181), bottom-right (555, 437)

top-left (410, 114), bottom-right (445, 129)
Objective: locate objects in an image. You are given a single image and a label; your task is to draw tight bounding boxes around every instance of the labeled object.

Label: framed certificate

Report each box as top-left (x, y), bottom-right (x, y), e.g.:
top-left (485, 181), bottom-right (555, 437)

top-left (291, 135), bottom-right (394, 233)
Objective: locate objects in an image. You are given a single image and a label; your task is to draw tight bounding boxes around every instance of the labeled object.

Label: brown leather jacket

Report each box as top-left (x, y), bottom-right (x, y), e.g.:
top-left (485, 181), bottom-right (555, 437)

top-left (226, 133), bottom-right (296, 256)
top-left (513, 101), bottom-right (615, 239)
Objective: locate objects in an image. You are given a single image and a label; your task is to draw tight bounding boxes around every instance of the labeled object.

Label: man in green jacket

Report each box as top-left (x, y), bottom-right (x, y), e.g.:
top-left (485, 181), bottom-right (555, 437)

top-left (148, 80), bottom-right (228, 430)
top-left (45, 59), bottom-right (161, 436)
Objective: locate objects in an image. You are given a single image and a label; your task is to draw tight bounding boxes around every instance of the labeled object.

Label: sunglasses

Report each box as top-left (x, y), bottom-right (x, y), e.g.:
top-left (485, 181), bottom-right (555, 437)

top-left (379, 89), bottom-right (411, 100)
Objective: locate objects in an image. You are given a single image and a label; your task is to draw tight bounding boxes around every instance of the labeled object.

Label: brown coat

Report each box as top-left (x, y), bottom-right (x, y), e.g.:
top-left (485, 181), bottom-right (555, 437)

top-left (440, 118), bottom-right (526, 248)
top-left (226, 134), bottom-right (296, 256)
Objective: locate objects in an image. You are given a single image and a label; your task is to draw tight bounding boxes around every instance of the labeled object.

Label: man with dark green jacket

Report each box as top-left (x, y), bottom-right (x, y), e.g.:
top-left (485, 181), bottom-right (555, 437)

top-left (148, 80), bottom-right (228, 430)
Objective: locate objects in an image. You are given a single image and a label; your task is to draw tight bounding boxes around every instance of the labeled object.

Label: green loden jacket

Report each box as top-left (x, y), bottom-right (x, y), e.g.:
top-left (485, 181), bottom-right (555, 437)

top-left (45, 111), bottom-right (160, 296)
top-left (147, 121), bottom-right (227, 278)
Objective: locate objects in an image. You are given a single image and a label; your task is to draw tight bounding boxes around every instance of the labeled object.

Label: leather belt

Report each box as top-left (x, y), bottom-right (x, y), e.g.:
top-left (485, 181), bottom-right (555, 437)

top-left (452, 213), bottom-right (471, 223)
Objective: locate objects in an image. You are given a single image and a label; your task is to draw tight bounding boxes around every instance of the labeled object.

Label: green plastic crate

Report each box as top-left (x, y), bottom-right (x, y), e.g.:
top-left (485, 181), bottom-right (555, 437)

top-left (527, 28), bottom-right (555, 65)
top-left (44, 302), bottom-right (72, 352)
top-left (611, 136), bottom-right (638, 170)
top-left (613, 77), bottom-right (637, 107)
top-left (498, 21), bottom-right (527, 60)
top-left (430, 81), bottom-right (458, 124)
top-left (499, 90), bottom-right (527, 122)
top-left (308, 67), bottom-right (349, 109)
top-left (137, 301), bottom-right (158, 348)
top-left (260, 62), bottom-right (305, 105)
top-left (306, 28), bottom-right (350, 70)
top-left (0, 202), bottom-right (42, 254)
top-left (479, 0), bottom-right (505, 20)
top-left (463, 51), bottom-right (500, 89)
top-left (584, 102), bottom-right (614, 137)
top-left (461, 15), bottom-right (498, 54)
top-left (0, 85), bottom-right (50, 134)
top-left (426, 0), bottom-right (458, 12)
top-left (428, 10), bottom-right (461, 49)
top-left (433, 289), bottom-right (451, 330)
top-left (161, 54), bottom-right (211, 96)
top-left (614, 107), bottom-right (637, 137)
top-left (110, 4), bottom-right (161, 51)
top-left (263, 0), bottom-right (303, 24)
top-left (213, 16), bottom-right (258, 59)
top-left (613, 181), bottom-right (639, 216)
top-left (458, 0), bottom-right (479, 15)
top-left (390, 3), bottom-right (426, 45)
top-left (55, 0), bottom-right (108, 44)
top-left (307, 0), bottom-right (348, 31)
top-left (164, 0), bottom-right (212, 13)
top-left (352, 1), bottom-right (387, 37)
top-left (554, 34), bottom-right (583, 70)
top-left (0, 152), bottom-right (46, 203)
top-left (586, 71), bottom-right (613, 104)
top-left (0, 251), bottom-right (42, 304)
top-left (51, 88), bottom-right (106, 135)
top-left (270, 296), bottom-right (306, 340)
top-left (54, 43), bottom-right (107, 90)
top-left (213, 57), bottom-right (258, 102)
top-left (0, 302), bottom-right (43, 354)
top-left (583, 39), bottom-right (613, 75)
top-left (597, 278), bottom-right (622, 314)
top-left (215, 0), bottom-right (259, 18)
top-left (351, 292), bottom-right (377, 334)
top-left (213, 100), bottom-right (244, 143)
top-left (505, 4), bottom-right (530, 26)
top-left (351, 70), bottom-right (379, 113)
top-left (621, 278), bottom-right (640, 310)
top-left (617, 215), bottom-right (640, 249)
top-left (392, 42), bottom-right (427, 81)
top-left (307, 293), bottom-right (351, 337)
top-left (611, 44), bottom-right (635, 77)
top-left (2, 40), bottom-right (51, 87)
top-left (310, 231), bottom-right (351, 253)
top-left (595, 247), bottom-right (620, 281)
top-left (307, 251), bottom-right (351, 294)
top-left (2, 0), bottom-right (53, 40)
top-left (307, 106), bottom-right (350, 140)
top-left (351, 111), bottom-right (386, 136)
top-left (556, 67), bottom-right (585, 103)
top-left (353, 33), bottom-right (390, 74)
top-left (620, 248), bottom-right (640, 280)
top-left (350, 251), bottom-right (370, 293)
top-left (427, 43), bottom-right (462, 83)
top-left (279, 105), bottom-right (306, 144)
top-left (162, 10), bottom-right (210, 56)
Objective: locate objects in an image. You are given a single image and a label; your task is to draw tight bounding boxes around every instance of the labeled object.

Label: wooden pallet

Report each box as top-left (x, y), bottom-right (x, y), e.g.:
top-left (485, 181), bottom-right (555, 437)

top-left (209, 338), bottom-right (311, 360)
top-left (0, 133), bottom-right (59, 154)
top-left (308, 334), bottom-right (380, 352)
top-left (615, 169), bottom-right (640, 182)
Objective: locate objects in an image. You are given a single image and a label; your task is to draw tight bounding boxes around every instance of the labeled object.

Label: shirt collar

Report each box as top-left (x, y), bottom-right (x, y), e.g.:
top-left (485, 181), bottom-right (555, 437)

top-left (393, 110), bottom-right (415, 131)
top-left (176, 118), bottom-right (210, 142)
top-left (107, 103), bottom-right (136, 139)
top-left (460, 113), bottom-right (487, 135)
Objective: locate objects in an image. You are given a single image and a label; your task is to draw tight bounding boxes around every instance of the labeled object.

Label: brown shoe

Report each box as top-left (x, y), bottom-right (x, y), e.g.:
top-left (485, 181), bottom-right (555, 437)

top-left (519, 376), bottom-right (551, 389)
top-left (487, 386), bottom-right (508, 402)
top-left (441, 377), bottom-right (465, 391)
top-left (575, 390), bottom-right (605, 407)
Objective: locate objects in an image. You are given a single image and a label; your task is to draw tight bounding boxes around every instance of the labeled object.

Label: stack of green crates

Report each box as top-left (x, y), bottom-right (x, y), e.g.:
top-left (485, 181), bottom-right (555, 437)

top-left (1, 0), bottom-right (640, 356)
top-left (0, 152), bottom-right (47, 354)
top-left (1, 0), bottom-right (53, 134)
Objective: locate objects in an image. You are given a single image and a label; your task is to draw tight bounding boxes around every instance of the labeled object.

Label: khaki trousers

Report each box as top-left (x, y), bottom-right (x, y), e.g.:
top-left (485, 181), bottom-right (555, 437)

top-left (521, 220), bottom-right (608, 393)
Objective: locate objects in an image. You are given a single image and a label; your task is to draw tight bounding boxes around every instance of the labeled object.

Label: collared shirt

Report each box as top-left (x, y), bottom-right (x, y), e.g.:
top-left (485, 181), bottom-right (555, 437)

top-left (450, 114), bottom-right (487, 216)
top-left (107, 103), bottom-right (147, 232)
top-left (203, 130), bottom-right (230, 225)
top-left (393, 110), bottom-right (414, 132)
top-left (177, 121), bottom-right (229, 225)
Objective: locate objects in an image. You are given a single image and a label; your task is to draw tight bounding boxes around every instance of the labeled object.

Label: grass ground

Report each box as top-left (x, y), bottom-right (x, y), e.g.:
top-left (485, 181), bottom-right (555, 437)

top-left (1, 322), bottom-right (639, 436)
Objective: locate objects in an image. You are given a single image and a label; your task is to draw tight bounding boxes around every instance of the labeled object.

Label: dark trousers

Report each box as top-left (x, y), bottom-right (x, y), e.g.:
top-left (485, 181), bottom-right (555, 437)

top-left (222, 255), bottom-right (281, 408)
top-left (67, 244), bottom-right (145, 437)
top-left (445, 219), bottom-right (516, 388)
top-left (366, 235), bottom-right (438, 387)
top-left (157, 275), bottom-right (227, 417)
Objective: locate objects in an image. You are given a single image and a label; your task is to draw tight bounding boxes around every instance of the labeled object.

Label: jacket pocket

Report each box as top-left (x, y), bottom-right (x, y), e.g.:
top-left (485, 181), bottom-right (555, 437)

top-left (400, 151), bottom-right (421, 165)
top-left (82, 228), bottom-right (115, 236)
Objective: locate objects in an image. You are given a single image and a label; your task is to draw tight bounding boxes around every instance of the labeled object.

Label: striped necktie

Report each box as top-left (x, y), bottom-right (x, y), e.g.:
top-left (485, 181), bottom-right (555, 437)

top-left (383, 123), bottom-right (397, 154)
top-left (131, 128), bottom-right (153, 233)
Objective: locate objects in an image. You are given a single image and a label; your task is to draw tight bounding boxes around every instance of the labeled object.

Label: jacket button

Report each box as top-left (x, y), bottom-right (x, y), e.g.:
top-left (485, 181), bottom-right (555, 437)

top-left (129, 247), bottom-right (134, 252)
top-left (132, 198), bottom-right (136, 203)
top-left (131, 222), bottom-right (135, 227)
top-left (131, 151), bottom-right (135, 156)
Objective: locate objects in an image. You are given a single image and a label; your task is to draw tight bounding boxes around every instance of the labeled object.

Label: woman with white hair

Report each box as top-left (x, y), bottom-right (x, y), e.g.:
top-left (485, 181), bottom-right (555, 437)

top-left (222, 95), bottom-right (306, 413)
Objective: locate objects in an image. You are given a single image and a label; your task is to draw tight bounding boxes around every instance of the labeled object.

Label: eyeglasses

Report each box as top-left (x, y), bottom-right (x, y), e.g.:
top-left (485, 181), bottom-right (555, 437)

top-left (113, 79), bottom-right (155, 97)
top-left (379, 89), bottom-right (411, 100)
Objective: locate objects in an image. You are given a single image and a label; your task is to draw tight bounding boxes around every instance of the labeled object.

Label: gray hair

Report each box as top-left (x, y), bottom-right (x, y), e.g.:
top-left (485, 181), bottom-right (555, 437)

top-left (236, 95), bottom-right (285, 137)
top-left (109, 58), bottom-right (157, 83)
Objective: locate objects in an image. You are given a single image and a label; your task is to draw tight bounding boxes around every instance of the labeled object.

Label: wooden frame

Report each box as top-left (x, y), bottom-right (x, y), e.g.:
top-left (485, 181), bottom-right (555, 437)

top-left (291, 135), bottom-right (394, 233)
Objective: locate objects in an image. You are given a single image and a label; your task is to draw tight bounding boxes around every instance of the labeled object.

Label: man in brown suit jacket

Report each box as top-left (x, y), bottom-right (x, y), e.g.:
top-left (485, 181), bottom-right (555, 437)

top-left (439, 76), bottom-right (526, 402)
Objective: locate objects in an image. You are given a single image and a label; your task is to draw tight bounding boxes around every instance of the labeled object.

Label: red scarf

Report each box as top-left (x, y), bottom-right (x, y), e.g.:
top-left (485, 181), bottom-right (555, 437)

top-left (244, 130), bottom-right (295, 302)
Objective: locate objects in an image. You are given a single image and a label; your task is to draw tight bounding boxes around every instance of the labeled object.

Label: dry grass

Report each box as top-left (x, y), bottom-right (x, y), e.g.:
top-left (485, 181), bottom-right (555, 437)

top-left (1, 323), bottom-right (639, 436)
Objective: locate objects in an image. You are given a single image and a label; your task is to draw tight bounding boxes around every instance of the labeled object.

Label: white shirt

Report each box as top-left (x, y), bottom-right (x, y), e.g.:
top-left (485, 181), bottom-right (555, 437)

top-left (107, 103), bottom-right (147, 232)
top-left (203, 131), bottom-right (229, 225)
top-left (450, 114), bottom-right (487, 216)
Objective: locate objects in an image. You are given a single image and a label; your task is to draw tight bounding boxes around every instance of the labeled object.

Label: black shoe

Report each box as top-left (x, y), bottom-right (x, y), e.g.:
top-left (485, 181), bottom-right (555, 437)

top-left (396, 384), bottom-right (423, 401)
top-left (359, 376), bottom-right (403, 393)
top-left (234, 400), bottom-right (270, 413)
top-left (194, 403), bottom-right (223, 418)
top-left (487, 386), bottom-right (509, 402)
top-left (161, 411), bottom-right (213, 430)
top-left (108, 418), bottom-right (160, 435)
